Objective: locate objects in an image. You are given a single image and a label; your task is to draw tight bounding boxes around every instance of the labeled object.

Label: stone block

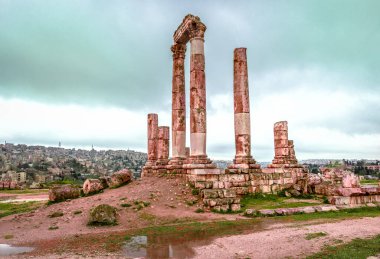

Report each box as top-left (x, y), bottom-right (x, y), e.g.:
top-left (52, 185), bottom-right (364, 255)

top-left (259, 209), bottom-right (276, 216)
top-left (220, 205), bottom-right (229, 212)
top-left (301, 207), bottom-right (316, 214)
top-left (245, 209), bottom-right (256, 216)
top-left (202, 189), bottom-right (219, 199)
top-left (223, 189), bottom-right (236, 198)
top-left (231, 204), bottom-right (241, 212)
top-left (234, 187), bottom-right (249, 195)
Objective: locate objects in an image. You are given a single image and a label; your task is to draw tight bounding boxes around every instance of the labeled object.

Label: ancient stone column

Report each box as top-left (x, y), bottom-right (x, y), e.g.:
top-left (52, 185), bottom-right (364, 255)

top-left (142, 113), bottom-right (158, 176)
top-left (147, 114), bottom-right (158, 164)
top-left (189, 25), bottom-right (207, 159)
top-left (229, 48), bottom-right (258, 169)
top-left (170, 43), bottom-right (187, 163)
top-left (157, 126), bottom-right (170, 164)
top-left (273, 121), bottom-right (289, 163)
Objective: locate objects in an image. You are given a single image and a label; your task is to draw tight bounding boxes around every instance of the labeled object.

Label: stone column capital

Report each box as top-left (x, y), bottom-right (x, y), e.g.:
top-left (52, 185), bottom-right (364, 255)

top-left (189, 23), bottom-right (206, 40)
top-left (171, 43), bottom-right (187, 59)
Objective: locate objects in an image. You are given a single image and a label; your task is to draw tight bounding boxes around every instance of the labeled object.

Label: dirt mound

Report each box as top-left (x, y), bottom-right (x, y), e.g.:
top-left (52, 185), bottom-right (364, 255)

top-left (0, 175), bottom-right (239, 248)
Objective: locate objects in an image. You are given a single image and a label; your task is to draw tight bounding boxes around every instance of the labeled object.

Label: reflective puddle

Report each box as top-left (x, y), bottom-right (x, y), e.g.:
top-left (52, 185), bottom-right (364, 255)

top-left (123, 219), bottom-right (277, 258)
top-left (0, 244), bottom-right (34, 256)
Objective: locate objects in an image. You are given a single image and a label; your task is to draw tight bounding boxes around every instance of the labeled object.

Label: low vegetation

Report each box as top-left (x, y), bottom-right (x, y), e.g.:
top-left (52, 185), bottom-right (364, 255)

top-left (0, 201), bottom-right (44, 218)
top-left (241, 193), bottom-right (322, 210)
top-left (0, 189), bottom-right (49, 194)
top-left (360, 179), bottom-right (379, 185)
top-left (307, 234), bottom-right (380, 259)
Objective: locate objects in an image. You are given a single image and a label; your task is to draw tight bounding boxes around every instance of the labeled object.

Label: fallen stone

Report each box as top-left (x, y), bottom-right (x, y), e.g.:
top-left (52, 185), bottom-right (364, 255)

top-left (83, 179), bottom-right (104, 195)
top-left (107, 169), bottom-right (132, 188)
top-left (314, 205), bottom-right (338, 212)
top-left (88, 204), bottom-right (118, 226)
top-left (245, 209), bottom-right (256, 216)
top-left (49, 184), bottom-right (81, 202)
top-left (98, 177), bottom-right (110, 188)
top-left (259, 209), bottom-right (276, 216)
top-left (230, 204), bottom-right (241, 212)
top-left (301, 207), bottom-right (316, 214)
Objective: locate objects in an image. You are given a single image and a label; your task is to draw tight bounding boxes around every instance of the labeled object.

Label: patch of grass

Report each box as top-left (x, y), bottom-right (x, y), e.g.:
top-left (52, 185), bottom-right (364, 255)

top-left (0, 189), bottom-right (49, 194)
top-left (305, 232), bottom-right (327, 240)
top-left (195, 208), bottom-right (204, 213)
top-left (48, 226), bottom-right (59, 230)
top-left (241, 193), bottom-right (321, 210)
top-left (290, 206), bottom-right (380, 221)
top-left (73, 210), bottom-right (82, 215)
top-left (307, 234), bottom-right (380, 259)
top-left (322, 196), bottom-right (330, 204)
top-left (139, 212), bottom-right (156, 222)
top-left (120, 203), bottom-right (132, 208)
top-left (185, 200), bottom-right (197, 206)
top-left (0, 201), bottom-right (43, 218)
top-left (4, 234), bottom-right (13, 239)
top-left (360, 179), bottom-right (379, 185)
top-left (191, 189), bottom-right (199, 195)
top-left (212, 208), bottom-right (242, 214)
top-left (48, 211), bottom-right (64, 218)
top-left (132, 200), bottom-right (150, 211)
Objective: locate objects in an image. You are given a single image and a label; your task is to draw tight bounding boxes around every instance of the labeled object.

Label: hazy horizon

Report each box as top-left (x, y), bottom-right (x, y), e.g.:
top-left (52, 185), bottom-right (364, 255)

top-left (0, 0), bottom-right (379, 160)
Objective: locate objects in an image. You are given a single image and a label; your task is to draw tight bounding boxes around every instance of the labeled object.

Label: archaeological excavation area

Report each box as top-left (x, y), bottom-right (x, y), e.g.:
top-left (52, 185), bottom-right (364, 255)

top-left (142, 14), bottom-right (380, 213)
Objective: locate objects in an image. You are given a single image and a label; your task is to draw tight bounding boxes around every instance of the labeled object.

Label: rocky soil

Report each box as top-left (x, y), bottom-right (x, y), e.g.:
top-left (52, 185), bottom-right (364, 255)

top-left (0, 175), bottom-right (240, 246)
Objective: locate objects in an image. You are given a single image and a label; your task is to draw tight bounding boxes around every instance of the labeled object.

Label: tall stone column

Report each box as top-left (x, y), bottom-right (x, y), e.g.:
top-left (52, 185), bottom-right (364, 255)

top-left (169, 43), bottom-right (187, 165)
top-left (229, 48), bottom-right (259, 170)
top-left (189, 26), bottom-right (209, 162)
top-left (142, 113), bottom-right (158, 176)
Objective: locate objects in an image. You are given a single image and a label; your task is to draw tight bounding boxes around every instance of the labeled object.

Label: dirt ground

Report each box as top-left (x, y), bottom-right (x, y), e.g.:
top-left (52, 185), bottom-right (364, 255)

top-left (2, 176), bottom-right (380, 258)
top-left (0, 176), bottom-right (239, 245)
top-left (193, 216), bottom-right (380, 259)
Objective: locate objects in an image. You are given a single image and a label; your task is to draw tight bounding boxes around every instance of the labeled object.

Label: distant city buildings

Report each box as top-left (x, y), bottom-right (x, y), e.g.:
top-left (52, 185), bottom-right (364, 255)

top-left (0, 143), bottom-right (147, 188)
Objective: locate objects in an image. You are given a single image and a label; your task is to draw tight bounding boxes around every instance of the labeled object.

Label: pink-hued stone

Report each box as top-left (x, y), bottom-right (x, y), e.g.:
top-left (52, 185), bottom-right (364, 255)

top-left (147, 114), bottom-right (158, 162)
top-left (270, 121), bottom-right (298, 165)
top-left (229, 48), bottom-right (258, 169)
top-left (170, 14), bottom-right (214, 168)
top-left (190, 87), bottom-right (206, 109)
top-left (157, 126), bottom-right (170, 160)
top-left (190, 108), bottom-right (206, 133)
top-left (172, 109), bottom-right (186, 131)
top-left (342, 173), bottom-right (360, 188)
top-left (171, 43), bottom-right (187, 161)
top-left (234, 90), bottom-right (250, 113)
top-left (190, 54), bottom-right (205, 71)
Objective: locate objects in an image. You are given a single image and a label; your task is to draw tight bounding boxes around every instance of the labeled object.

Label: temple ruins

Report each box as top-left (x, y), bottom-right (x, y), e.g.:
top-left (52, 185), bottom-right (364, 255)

top-left (142, 14), bottom-right (380, 211)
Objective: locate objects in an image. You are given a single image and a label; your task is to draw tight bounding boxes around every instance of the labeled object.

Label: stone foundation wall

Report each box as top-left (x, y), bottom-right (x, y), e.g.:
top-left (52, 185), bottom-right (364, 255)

top-left (187, 166), bottom-right (308, 212)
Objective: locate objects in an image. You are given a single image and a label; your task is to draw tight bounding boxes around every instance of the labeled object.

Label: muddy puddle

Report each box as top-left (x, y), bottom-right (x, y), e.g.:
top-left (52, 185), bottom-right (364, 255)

top-left (123, 218), bottom-right (279, 258)
top-left (0, 244), bottom-right (34, 256)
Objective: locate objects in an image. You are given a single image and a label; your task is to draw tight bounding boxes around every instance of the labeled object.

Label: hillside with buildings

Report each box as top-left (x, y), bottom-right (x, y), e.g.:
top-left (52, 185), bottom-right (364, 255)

top-left (0, 143), bottom-right (147, 188)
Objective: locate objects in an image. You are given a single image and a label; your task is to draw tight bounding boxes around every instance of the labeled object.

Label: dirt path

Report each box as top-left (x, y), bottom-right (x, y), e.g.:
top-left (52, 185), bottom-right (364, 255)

top-left (193, 216), bottom-right (380, 259)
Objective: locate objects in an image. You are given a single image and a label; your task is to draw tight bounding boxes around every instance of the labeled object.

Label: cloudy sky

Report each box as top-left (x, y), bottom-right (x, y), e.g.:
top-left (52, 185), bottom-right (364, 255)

top-left (0, 0), bottom-right (379, 161)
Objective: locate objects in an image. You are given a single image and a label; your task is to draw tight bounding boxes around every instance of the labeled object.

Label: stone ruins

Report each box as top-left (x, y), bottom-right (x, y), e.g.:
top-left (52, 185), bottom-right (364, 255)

top-left (142, 14), bottom-right (380, 212)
